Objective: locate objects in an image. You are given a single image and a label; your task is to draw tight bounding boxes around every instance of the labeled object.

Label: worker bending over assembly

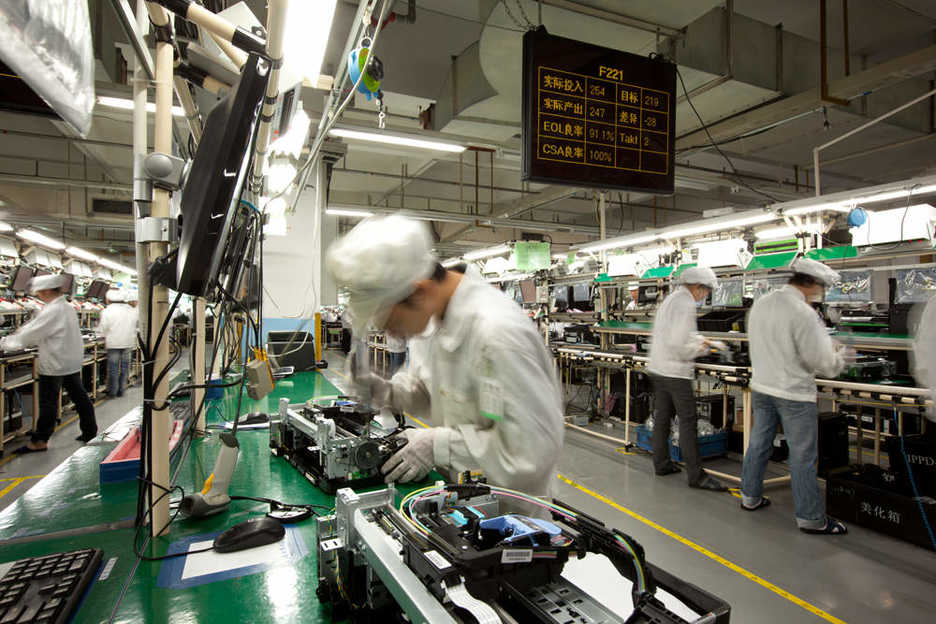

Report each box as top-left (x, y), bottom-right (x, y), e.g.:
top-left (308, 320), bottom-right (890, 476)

top-left (327, 215), bottom-right (564, 503)
top-left (97, 289), bottom-right (138, 397)
top-left (1, 275), bottom-right (97, 452)
top-left (741, 258), bottom-right (848, 534)
top-left (647, 267), bottom-right (726, 491)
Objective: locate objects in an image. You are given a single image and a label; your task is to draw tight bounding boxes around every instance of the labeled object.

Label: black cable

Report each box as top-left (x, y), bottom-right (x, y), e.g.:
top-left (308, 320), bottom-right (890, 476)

top-left (672, 64), bottom-right (780, 203)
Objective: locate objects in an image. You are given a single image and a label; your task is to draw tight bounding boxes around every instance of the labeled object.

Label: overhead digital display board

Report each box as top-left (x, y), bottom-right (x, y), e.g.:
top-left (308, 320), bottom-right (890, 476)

top-left (522, 28), bottom-right (676, 194)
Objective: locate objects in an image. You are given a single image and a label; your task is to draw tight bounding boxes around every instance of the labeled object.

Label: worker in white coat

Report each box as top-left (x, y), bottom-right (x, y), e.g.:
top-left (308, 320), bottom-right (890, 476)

top-left (741, 257), bottom-right (848, 535)
top-left (97, 289), bottom-right (138, 397)
top-left (625, 282), bottom-right (640, 311)
top-left (326, 215), bottom-right (564, 504)
top-left (647, 267), bottom-right (726, 491)
top-left (913, 295), bottom-right (936, 419)
top-left (1, 275), bottom-right (96, 451)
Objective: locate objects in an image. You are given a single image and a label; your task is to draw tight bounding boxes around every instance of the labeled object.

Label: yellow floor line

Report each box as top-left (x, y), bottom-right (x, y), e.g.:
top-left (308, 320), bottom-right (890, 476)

top-left (556, 474), bottom-right (846, 624)
top-left (408, 414), bottom-right (430, 429)
top-left (0, 478), bottom-right (25, 500)
top-left (0, 475), bottom-right (44, 482)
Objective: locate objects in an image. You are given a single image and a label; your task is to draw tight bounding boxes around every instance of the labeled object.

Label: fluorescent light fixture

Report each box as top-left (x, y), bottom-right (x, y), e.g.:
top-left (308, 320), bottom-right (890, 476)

top-left (326, 207), bottom-right (374, 218)
top-left (265, 160), bottom-right (297, 195)
top-left (281, 0), bottom-right (337, 88)
top-left (441, 257), bottom-right (462, 268)
top-left (329, 128), bottom-right (467, 153)
top-left (754, 224), bottom-right (824, 240)
top-left (579, 234), bottom-right (659, 254)
top-left (463, 243), bottom-right (511, 261)
top-left (66, 246), bottom-right (100, 262)
top-left (98, 258), bottom-right (137, 275)
top-left (662, 213), bottom-right (775, 239)
top-left (0, 221), bottom-right (12, 232)
top-left (97, 96), bottom-right (185, 117)
top-left (16, 229), bottom-right (65, 250)
top-left (780, 182), bottom-right (936, 217)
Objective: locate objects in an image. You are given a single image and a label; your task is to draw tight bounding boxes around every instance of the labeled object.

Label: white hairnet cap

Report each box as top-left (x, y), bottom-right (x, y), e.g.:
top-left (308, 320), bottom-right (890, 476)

top-left (627, 282), bottom-right (639, 291)
top-left (326, 215), bottom-right (437, 331)
top-left (792, 257), bottom-right (839, 286)
top-left (106, 289), bottom-right (124, 302)
top-left (30, 274), bottom-right (66, 294)
top-left (678, 266), bottom-right (718, 289)
top-left (126, 290), bottom-right (138, 302)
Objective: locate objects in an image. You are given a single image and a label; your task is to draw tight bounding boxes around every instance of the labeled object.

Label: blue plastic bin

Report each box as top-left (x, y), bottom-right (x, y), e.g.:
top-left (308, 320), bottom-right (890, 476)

top-left (635, 424), bottom-right (728, 462)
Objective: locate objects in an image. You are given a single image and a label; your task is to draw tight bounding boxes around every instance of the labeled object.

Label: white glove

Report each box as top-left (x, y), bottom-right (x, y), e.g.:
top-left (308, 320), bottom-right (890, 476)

top-left (381, 428), bottom-right (436, 483)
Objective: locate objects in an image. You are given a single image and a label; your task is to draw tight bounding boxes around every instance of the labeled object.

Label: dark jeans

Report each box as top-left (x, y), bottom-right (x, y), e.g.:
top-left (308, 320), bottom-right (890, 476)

top-left (387, 352), bottom-right (406, 377)
top-left (650, 374), bottom-right (704, 484)
top-left (107, 348), bottom-right (131, 396)
top-left (741, 392), bottom-right (824, 529)
top-left (34, 373), bottom-right (97, 443)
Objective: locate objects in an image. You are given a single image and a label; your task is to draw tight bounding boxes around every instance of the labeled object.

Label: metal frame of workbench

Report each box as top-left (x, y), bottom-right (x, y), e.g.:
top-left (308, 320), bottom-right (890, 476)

top-left (556, 326), bottom-right (932, 486)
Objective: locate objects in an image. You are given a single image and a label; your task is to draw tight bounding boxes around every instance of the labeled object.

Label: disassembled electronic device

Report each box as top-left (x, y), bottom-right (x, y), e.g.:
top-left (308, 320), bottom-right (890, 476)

top-left (838, 357), bottom-right (897, 382)
top-left (270, 400), bottom-right (406, 494)
top-left (316, 479), bottom-right (731, 623)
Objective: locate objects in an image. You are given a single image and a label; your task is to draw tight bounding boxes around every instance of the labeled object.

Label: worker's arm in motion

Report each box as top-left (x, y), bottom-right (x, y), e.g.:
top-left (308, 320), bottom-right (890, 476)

top-left (0, 305), bottom-right (58, 351)
top-left (794, 309), bottom-right (845, 379)
top-left (666, 294), bottom-right (708, 360)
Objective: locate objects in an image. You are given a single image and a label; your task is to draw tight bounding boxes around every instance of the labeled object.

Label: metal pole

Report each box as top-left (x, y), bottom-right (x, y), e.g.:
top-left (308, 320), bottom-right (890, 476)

top-left (143, 0), bottom-right (173, 537)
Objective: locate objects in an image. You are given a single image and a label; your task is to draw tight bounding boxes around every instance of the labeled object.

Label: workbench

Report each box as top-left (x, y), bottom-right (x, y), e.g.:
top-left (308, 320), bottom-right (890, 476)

top-left (556, 320), bottom-right (931, 485)
top-left (0, 370), bottom-right (435, 623)
top-left (0, 341), bottom-right (147, 454)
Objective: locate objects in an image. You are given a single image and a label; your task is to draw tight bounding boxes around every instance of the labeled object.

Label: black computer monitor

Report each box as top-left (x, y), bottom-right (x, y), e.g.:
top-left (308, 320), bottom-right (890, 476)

top-left (86, 279), bottom-right (109, 301)
top-left (176, 52), bottom-right (269, 298)
top-left (519, 279), bottom-right (537, 304)
top-left (10, 266), bottom-right (35, 292)
top-left (59, 273), bottom-right (75, 296)
top-left (572, 283), bottom-right (591, 304)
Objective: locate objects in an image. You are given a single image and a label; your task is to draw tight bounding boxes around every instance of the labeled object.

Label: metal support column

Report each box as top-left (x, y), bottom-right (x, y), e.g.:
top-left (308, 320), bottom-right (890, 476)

top-left (143, 0), bottom-right (174, 537)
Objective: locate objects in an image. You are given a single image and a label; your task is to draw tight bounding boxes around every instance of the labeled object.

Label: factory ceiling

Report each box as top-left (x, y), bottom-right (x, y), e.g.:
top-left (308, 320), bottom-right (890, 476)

top-left (0, 0), bottom-right (934, 256)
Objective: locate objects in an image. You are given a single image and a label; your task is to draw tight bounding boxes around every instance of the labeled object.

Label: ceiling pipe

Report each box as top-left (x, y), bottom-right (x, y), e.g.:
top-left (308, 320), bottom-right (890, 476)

top-left (0, 173), bottom-right (131, 193)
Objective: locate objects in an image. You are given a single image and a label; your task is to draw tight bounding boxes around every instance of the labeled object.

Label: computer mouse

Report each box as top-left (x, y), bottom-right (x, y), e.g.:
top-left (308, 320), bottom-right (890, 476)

top-left (213, 516), bottom-right (285, 553)
top-left (240, 412), bottom-right (269, 425)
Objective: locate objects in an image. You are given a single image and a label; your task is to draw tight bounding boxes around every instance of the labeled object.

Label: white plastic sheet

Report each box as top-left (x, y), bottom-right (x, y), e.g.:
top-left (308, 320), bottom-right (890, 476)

top-left (0, 0), bottom-right (95, 135)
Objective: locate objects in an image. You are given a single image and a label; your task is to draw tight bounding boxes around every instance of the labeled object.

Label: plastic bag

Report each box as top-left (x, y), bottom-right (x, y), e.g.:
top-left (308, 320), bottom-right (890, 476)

top-left (0, 0), bottom-right (95, 135)
top-left (896, 268), bottom-right (936, 304)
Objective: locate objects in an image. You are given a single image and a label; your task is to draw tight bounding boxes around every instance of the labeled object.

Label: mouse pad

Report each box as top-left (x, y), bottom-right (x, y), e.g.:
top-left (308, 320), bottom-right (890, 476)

top-left (156, 525), bottom-right (307, 589)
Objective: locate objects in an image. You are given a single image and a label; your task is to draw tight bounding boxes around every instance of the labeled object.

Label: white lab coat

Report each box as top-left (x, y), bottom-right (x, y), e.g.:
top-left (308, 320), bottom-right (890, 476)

top-left (748, 285), bottom-right (845, 402)
top-left (0, 295), bottom-right (84, 376)
top-left (647, 286), bottom-right (706, 380)
top-left (625, 299), bottom-right (638, 311)
top-left (97, 302), bottom-right (139, 350)
top-left (386, 270), bottom-right (564, 500)
top-left (913, 295), bottom-right (936, 420)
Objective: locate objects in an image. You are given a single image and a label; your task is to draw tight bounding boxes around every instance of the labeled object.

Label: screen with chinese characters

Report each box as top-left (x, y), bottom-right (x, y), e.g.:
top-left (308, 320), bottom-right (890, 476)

top-left (522, 28), bottom-right (676, 194)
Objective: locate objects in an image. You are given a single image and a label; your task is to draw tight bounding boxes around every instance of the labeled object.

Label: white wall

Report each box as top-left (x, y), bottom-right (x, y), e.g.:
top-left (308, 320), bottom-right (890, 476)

top-left (262, 187), bottom-right (339, 325)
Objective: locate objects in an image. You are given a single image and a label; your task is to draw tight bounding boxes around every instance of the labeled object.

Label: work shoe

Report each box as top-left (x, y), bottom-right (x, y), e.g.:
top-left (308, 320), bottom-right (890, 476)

top-left (655, 463), bottom-right (681, 476)
top-left (689, 476), bottom-right (728, 492)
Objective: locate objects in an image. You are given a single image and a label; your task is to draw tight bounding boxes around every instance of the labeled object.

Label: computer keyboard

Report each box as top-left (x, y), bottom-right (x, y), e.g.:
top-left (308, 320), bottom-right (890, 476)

top-left (0, 548), bottom-right (102, 624)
